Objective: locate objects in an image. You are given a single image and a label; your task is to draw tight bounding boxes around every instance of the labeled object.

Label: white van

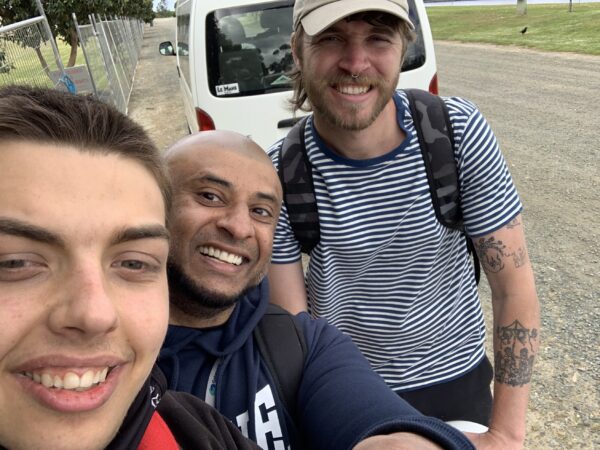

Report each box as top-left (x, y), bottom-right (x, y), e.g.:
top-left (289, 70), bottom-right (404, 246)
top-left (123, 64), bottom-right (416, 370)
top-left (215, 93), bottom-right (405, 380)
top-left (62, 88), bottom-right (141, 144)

top-left (161, 0), bottom-right (438, 150)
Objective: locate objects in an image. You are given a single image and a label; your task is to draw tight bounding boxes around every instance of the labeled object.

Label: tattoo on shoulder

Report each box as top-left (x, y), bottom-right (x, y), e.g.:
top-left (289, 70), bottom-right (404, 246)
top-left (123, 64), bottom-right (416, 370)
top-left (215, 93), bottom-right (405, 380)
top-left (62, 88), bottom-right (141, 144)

top-left (495, 320), bottom-right (537, 386)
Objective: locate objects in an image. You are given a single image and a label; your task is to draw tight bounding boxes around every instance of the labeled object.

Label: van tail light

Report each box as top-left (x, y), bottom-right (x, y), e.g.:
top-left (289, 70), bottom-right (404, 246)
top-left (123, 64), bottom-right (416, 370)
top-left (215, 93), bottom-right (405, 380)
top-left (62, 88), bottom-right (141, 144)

top-left (428, 73), bottom-right (439, 95)
top-left (195, 107), bottom-right (215, 131)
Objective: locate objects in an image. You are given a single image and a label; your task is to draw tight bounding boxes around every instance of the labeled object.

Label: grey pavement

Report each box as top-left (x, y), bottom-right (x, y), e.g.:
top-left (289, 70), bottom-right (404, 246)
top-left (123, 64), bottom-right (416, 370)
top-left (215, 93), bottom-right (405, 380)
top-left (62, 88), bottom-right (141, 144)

top-left (128, 17), bottom-right (188, 152)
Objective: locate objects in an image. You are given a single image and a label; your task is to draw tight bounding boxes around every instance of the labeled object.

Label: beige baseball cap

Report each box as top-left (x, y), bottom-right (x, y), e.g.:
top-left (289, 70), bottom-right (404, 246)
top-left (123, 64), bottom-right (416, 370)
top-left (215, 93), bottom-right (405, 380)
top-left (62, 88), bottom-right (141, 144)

top-left (293, 0), bottom-right (415, 36)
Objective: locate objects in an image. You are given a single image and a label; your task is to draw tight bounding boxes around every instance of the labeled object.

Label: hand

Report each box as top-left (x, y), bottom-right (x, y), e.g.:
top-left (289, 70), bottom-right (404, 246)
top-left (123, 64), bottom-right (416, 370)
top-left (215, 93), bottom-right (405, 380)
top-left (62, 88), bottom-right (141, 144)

top-left (465, 429), bottom-right (523, 450)
top-left (353, 432), bottom-right (443, 450)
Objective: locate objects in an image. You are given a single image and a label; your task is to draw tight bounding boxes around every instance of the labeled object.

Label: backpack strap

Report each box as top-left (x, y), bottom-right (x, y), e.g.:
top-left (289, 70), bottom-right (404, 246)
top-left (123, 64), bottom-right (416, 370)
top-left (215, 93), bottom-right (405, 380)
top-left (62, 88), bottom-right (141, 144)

top-left (405, 88), bottom-right (480, 283)
top-left (405, 88), bottom-right (462, 229)
top-left (254, 304), bottom-right (307, 420)
top-left (278, 116), bottom-right (319, 254)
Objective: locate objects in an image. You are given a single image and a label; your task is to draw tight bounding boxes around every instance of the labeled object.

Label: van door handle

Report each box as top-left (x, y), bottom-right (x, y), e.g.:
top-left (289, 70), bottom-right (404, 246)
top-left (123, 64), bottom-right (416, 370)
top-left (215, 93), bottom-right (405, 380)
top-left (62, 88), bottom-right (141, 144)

top-left (277, 118), bottom-right (302, 128)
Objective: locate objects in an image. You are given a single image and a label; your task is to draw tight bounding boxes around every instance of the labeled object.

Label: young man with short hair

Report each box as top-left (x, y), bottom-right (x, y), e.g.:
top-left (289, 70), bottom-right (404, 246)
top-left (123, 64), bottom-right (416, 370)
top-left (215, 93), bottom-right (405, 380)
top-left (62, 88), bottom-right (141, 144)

top-left (0, 85), bottom-right (259, 450)
top-left (267, 1), bottom-right (541, 448)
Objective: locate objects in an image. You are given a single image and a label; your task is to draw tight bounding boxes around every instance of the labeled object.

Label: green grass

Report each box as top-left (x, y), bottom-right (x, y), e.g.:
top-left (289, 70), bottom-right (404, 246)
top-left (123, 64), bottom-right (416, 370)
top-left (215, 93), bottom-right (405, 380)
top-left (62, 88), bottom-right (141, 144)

top-left (427, 3), bottom-right (600, 55)
top-left (0, 38), bottom-right (106, 89)
top-left (0, 38), bottom-right (86, 86)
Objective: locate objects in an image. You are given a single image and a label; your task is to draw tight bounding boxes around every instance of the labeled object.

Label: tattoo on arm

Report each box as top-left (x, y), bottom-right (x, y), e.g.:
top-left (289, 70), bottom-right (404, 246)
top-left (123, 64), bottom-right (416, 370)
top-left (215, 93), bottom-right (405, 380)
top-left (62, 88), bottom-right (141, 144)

top-left (475, 236), bottom-right (528, 272)
top-left (506, 218), bottom-right (521, 229)
top-left (475, 236), bottom-right (508, 273)
top-left (495, 320), bottom-right (537, 386)
top-left (513, 247), bottom-right (527, 267)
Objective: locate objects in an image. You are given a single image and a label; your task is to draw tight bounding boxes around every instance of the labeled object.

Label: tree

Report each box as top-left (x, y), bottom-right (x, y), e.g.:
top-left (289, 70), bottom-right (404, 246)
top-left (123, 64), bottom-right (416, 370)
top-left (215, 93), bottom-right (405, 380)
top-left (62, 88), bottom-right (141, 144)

top-left (0, 0), bottom-right (154, 67)
top-left (156, 0), bottom-right (168, 12)
top-left (155, 0), bottom-right (174, 18)
top-left (0, 48), bottom-right (14, 73)
top-left (516, 0), bottom-right (527, 16)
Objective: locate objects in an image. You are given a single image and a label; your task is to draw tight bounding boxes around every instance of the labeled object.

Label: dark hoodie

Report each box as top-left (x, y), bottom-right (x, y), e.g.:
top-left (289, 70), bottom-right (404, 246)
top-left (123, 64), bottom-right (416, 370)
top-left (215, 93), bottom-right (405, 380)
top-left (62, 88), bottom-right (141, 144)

top-left (158, 279), bottom-right (474, 450)
top-left (0, 365), bottom-right (259, 450)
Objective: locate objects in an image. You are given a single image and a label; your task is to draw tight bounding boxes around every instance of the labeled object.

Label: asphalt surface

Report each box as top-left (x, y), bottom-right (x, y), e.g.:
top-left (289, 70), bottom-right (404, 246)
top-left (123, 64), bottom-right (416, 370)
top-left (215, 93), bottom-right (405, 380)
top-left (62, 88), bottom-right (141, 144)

top-left (128, 20), bottom-right (600, 449)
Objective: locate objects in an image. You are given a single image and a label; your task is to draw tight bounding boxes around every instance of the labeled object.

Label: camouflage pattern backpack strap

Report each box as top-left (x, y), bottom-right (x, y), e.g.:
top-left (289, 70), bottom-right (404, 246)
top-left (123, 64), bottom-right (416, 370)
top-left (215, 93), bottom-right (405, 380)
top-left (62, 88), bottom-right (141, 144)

top-left (279, 115), bottom-right (320, 254)
top-left (406, 89), bottom-right (481, 284)
top-left (406, 88), bottom-right (463, 229)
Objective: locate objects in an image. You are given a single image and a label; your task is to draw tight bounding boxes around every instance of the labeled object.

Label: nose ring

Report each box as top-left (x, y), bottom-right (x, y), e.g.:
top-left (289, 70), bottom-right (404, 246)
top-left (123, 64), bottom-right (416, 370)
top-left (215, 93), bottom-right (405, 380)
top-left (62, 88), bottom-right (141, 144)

top-left (351, 73), bottom-right (359, 79)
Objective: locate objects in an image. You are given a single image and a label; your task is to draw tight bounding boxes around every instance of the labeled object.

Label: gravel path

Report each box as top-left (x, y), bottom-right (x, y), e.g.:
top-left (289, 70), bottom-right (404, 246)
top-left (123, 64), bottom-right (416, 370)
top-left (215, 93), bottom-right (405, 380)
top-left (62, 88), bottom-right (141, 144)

top-left (128, 21), bottom-right (600, 449)
top-left (128, 18), bottom-right (188, 151)
top-left (435, 41), bottom-right (600, 449)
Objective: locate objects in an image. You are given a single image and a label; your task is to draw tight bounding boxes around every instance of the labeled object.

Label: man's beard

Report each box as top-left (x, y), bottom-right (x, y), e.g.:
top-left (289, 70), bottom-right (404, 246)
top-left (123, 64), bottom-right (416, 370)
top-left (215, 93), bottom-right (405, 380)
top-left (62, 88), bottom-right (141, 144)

top-left (304, 71), bottom-right (399, 131)
top-left (167, 261), bottom-right (251, 320)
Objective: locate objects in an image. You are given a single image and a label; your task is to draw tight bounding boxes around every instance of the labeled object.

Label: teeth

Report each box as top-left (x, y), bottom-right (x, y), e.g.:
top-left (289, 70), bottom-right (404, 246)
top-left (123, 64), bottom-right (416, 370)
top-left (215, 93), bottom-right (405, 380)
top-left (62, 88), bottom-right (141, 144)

top-left (53, 375), bottom-right (63, 388)
top-left (41, 373), bottom-right (53, 388)
top-left (63, 373), bottom-right (79, 389)
top-left (199, 246), bottom-right (243, 266)
top-left (337, 85), bottom-right (369, 95)
top-left (24, 368), bottom-right (110, 391)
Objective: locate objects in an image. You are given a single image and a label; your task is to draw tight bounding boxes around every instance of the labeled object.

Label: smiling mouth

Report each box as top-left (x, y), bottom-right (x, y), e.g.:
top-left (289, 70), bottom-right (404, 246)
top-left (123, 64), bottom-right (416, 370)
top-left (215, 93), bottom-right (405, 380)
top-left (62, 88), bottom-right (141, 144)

top-left (199, 246), bottom-right (244, 266)
top-left (22, 367), bottom-right (112, 391)
top-left (335, 84), bottom-right (371, 95)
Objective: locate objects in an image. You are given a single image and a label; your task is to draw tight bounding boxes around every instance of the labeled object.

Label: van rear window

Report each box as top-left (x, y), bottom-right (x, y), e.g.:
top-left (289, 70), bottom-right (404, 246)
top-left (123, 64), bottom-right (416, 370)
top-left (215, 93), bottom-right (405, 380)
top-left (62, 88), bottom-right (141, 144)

top-left (205, 0), bottom-right (425, 98)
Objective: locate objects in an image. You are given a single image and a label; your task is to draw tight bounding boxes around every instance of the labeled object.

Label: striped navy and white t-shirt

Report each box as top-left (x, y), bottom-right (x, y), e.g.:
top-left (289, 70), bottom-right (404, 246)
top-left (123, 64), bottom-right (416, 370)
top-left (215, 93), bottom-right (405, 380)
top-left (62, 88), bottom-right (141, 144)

top-left (267, 90), bottom-right (522, 392)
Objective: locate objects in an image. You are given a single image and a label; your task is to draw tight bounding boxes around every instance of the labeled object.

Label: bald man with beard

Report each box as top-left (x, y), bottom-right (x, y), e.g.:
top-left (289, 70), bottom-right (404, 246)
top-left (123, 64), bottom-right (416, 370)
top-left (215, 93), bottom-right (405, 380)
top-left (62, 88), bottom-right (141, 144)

top-left (158, 130), bottom-right (474, 450)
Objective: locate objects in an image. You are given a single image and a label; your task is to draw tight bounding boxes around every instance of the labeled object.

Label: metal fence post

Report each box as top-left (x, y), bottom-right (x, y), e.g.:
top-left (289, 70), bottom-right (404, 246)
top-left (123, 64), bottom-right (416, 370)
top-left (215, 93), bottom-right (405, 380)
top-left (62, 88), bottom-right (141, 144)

top-left (72, 13), bottom-right (98, 96)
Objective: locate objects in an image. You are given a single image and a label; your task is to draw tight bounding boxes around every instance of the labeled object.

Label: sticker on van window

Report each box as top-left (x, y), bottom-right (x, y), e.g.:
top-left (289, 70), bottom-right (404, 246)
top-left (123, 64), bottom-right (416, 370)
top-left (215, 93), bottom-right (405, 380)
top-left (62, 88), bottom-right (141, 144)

top-left (270, 75), bottom-right (292, 86)
top-left (216, 83), bottom-right (240, 96)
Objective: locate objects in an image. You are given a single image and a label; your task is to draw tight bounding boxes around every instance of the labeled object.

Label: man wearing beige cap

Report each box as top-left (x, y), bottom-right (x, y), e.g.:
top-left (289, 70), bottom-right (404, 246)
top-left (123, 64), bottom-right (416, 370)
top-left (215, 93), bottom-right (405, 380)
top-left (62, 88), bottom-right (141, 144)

top-left (267, 1), bottom-right (540, 449)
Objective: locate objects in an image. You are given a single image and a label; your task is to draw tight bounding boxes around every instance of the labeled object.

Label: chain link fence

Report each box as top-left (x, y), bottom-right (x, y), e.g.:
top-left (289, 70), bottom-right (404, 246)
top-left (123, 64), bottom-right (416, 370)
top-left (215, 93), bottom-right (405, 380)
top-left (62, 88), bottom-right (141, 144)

top-left (0, 12), bottom-right (143, 113)
top-left (0, 16), bottom-right (66, 90)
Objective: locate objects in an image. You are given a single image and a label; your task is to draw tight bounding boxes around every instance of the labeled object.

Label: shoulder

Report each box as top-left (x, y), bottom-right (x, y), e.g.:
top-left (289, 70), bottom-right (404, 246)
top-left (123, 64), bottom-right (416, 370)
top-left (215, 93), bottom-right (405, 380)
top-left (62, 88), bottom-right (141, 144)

top-left (259, 306), bottom-right (356, 361)
top-left (442, 95), bottom-right (479, 116)
top-left (397, 89), bottom-right (480, 118)
top-left (158, 391), bottom-right (259, 449)
top-left (291, 311), bottom-right (366, 363)
top-left (266, 137), bottom-right (284, 161)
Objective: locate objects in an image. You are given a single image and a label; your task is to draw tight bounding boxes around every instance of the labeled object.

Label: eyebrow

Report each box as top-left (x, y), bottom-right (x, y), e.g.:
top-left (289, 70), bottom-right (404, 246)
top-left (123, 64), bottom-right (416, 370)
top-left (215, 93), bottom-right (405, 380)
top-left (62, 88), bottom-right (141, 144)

top-left (0, 218), bottom-right (66, 246)
top-left (319, 24), bottom-right (397, 37)
top-left (111, 225), bottom-right (170, 245)
top-left (0, 217), bottom-right (169, 246)
top-left (200, 174), bottom-right (231, 189)
top-left (255, 192), bottom-right (280, 205)
top-left (193, 174), bottom-right (280, 205)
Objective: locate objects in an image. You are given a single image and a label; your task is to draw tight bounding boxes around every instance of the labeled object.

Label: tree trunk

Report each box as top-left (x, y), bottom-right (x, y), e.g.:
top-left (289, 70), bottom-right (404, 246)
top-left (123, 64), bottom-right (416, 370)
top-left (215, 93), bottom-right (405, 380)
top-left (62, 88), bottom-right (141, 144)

top-left (67, 29), bottom-right (79, 67)
top-left (35, 47), bottom-right (51, 77)
top-left (516, 0), bottom-right (527, 15)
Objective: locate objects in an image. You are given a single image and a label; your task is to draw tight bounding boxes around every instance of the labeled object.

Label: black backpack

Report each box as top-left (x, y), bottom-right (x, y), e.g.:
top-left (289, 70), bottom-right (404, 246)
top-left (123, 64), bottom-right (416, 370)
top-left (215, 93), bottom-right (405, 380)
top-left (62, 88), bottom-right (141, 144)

top-left (278, 88), bottom-right (480, 284)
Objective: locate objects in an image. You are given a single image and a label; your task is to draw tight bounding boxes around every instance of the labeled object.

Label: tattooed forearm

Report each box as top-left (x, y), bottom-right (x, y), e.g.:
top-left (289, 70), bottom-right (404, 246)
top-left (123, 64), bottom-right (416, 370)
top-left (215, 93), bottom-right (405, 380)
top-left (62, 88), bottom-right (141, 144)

top-left (495, 320), bottom-right (538, 386)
